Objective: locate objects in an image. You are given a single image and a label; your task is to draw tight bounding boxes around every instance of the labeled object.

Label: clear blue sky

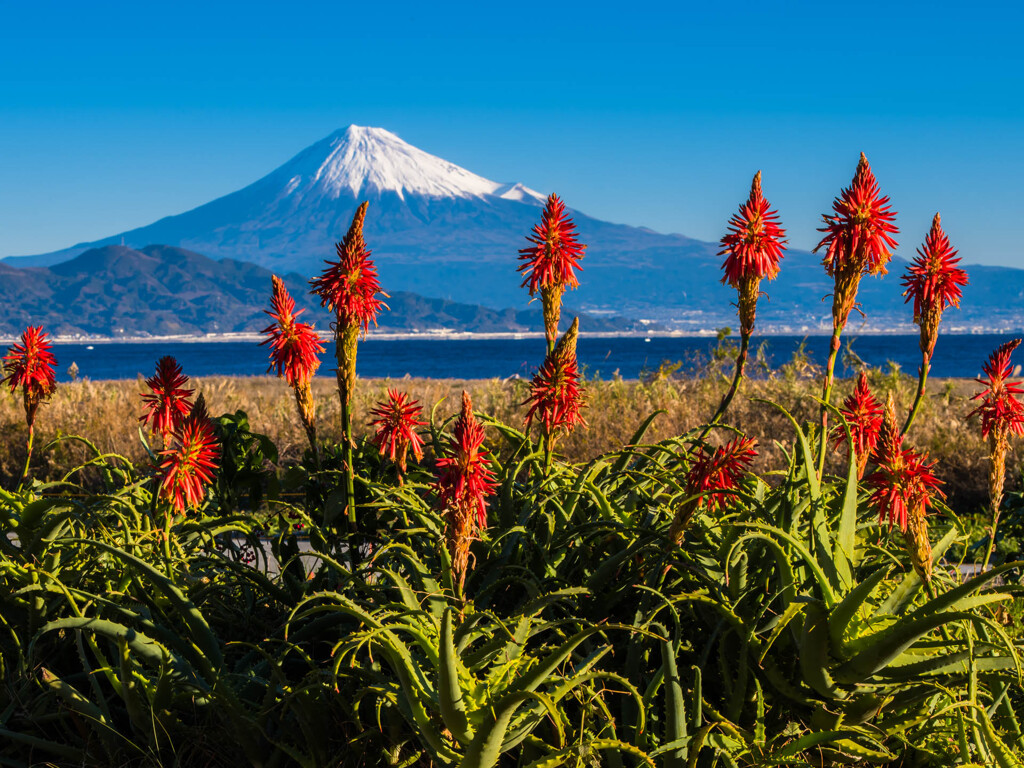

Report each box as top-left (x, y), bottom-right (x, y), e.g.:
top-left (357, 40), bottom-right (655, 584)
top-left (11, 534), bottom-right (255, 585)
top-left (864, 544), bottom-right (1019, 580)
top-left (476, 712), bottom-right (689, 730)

top-left (2, 0), bottom-right (1022, 267)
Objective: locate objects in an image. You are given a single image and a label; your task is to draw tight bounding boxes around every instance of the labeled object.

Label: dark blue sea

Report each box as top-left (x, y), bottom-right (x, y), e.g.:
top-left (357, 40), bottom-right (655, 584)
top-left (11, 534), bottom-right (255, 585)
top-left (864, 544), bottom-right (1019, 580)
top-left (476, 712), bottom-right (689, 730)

top-left (43, 334), bottom-right (1019, 382)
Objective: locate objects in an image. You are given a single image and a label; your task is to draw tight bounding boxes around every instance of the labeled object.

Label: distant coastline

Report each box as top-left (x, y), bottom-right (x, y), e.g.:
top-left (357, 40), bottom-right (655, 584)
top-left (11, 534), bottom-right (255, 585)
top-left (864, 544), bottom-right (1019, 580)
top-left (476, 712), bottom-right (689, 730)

top-left (3, 326), bottom-right (1019, 345)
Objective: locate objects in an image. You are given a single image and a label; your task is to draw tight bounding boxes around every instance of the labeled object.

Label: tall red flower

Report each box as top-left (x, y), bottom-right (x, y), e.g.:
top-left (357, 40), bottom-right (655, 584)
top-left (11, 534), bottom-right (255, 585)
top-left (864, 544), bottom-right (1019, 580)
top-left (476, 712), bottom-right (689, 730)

top-left (435, 392), bottom-right (497, 529)
top-left (157, 395), bottom-right (220, 514)
top-left (969, 340), bottom-right (1024, 441)
top-left (369, 389), bottom-right (427, 473)
top-left (518, 194), bottom-right (587, 351)
top-left (719, 171), bottom-right (786, 287)
top-left (865, 405), bottom-right (943, 532)
top-left (969, 340), bottom-right (1024, 525)
top-left (901, 213), bottom-right (968, 357)
top-left (310, 201), bottom-right (387, 333)
top-left (685, 437), bottom-right (757, 514)
top-left (434, 392), bottom-right (497, 591)
top-left (834, 371), bottom-right (884, 478)
top-left (524, 317), bottom-right (586, 437)
top-left (140, 356), bottom-right (194, 441)
top-left (518, 194), bottom-right (586, 296)
top-left (816, 153), bottom-right (899, 278)
top-left (261, 275), bottom-right (324, 386)
top-left (2, 326), bottom-right (57, 414)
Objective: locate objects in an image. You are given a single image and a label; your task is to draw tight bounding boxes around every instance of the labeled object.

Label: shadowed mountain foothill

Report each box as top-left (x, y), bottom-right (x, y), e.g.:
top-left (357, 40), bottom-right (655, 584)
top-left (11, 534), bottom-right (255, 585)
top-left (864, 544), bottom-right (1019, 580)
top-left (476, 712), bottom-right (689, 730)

top-left (0, 244), bottom-right (646, 337)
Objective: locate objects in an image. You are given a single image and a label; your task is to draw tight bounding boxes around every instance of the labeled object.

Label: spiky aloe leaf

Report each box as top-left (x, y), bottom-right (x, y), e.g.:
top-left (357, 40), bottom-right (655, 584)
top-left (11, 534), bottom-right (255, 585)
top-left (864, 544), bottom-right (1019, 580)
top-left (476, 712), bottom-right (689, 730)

top-left (67, 538), bottom-right (222, 679)
top-left (828, 566), bottom-right (890, 657)
top-left (660, 639), bottom-right (688, 767)
top-left (799, 601), bottom-right (846, 699)
top-left (439, 609), bottom-right (474, 746)
top-left (459, 626), bottom-right (604, 768)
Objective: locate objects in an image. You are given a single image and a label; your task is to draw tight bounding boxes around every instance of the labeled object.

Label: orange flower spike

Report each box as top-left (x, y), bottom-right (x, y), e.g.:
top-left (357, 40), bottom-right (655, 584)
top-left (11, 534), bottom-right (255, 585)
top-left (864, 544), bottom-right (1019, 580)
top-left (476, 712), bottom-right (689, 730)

top-left (518, 194), bottom-right (587, 351)
top-left (866, 401), bottom-right (943, 531)
top-left (685, 437), bottom-right (758, 514)
top-left (969, 339), bottom-right (1024, 441)
top-left (834, 371), bottom-right (884, 478)
top-left (816, 152), bottom-right (899, 278)
top-left (261, 275), bottom-right (325, 386)
top-left (517, 194), bottom-right (586, 295)
top-left (901, 213), bottom-right (968, 357)
top-left (435, 391), bottom-right (497, 530)
top-left (157, 395), bottom-right (221, 514)
top-left (310, 201), bottom-right (388, 333)
top-left (140, 356), bottom-right (194, 442)
top-left (369, 389), bottom-right (427, 473)
top-left (719, 171), bottom-right (786, 287)
top-left (524, 317), bottom-right (587, 437)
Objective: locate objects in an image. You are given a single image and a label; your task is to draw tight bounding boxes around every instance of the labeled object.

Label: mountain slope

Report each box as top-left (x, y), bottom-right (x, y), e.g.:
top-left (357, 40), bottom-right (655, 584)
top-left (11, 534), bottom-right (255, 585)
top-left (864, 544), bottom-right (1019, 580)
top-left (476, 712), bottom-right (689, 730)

top-left (5, 125), bottom-right (1024, 331)
top-left (0, 244), bottom-right (646, 337)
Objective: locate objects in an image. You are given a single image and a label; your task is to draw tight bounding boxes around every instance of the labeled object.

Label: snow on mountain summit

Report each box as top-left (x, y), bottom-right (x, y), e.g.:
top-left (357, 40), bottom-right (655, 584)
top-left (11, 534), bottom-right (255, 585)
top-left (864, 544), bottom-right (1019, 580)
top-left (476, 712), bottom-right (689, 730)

top-left (271, 125), bottom-right (545, 202)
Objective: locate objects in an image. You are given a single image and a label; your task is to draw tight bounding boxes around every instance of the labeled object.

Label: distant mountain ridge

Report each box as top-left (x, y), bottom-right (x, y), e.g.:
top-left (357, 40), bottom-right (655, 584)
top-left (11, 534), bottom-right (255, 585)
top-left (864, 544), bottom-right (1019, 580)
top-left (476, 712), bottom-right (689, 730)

top-left (0, 244), bottom-right (648, 337)
top-left (5, 125), bottom-right (1024, 331)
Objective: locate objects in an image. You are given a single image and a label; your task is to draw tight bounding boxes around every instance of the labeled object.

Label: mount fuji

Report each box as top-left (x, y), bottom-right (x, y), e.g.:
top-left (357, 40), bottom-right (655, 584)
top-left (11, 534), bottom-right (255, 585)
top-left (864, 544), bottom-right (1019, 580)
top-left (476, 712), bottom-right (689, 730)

top-left (6, 125), bottom-right (1024, 332)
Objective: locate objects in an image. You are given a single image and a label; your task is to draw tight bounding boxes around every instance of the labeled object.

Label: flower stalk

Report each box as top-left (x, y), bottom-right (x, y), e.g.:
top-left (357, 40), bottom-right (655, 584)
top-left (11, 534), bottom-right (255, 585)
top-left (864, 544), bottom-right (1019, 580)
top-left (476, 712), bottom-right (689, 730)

top-left (2, 326), bottom-right (57, 484)
top-left (711, 171), bottom-right (786, 425)
top-left (311, 201), bottom-right (387, 527)
top-left (815, 153), bottom-right (898, 471)
top-left (261, 275), bottom-right (325, 455)
top-left (434, 391), bottom-right (497, 594)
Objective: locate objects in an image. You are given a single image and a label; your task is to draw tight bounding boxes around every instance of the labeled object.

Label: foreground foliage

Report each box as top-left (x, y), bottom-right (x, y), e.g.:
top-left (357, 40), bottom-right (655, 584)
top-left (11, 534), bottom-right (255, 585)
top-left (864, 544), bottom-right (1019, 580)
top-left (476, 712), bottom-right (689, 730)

top-left (0, 406), bottom-right (1022, 766)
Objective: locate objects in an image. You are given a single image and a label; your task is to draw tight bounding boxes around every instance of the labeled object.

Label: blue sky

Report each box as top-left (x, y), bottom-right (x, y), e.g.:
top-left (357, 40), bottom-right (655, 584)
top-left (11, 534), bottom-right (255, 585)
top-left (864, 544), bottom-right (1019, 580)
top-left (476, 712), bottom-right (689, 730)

top-left (1, 0), bottom-right (1022, 266)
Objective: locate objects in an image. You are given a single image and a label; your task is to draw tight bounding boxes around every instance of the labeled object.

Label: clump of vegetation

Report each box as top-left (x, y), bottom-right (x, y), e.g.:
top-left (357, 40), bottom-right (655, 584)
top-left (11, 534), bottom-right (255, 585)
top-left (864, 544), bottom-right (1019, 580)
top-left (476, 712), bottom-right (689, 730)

top-left (2, 163), bottom-right (1023, 767)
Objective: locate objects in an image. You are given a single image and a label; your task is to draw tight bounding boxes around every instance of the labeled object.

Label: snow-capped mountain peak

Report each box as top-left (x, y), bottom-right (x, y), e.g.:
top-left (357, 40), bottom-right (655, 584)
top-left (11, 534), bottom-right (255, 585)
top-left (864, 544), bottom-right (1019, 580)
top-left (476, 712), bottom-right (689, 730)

top-left (271, 125), bottom-right (544, 202)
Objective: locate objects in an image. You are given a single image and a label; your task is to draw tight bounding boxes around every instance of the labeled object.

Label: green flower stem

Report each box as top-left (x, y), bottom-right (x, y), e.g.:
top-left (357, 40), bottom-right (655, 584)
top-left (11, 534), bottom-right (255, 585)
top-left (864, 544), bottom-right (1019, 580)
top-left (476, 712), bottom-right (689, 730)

top-left (982, 507), bottom-right (1002, 573)
top-left (902, 353), bottom-right (931, 436)
top-left (817, 327), bottom-right (843, 475)
top-left (19, 424), bottom-right (34, 487)
top-left (709, 331), bottom-right (750, 428)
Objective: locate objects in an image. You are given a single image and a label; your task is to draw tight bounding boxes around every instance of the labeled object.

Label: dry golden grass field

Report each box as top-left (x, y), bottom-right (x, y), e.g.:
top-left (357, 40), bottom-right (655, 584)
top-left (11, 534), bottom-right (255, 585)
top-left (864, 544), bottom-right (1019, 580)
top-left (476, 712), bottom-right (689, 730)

top-left (0, 367), bottom-right (1007, 516)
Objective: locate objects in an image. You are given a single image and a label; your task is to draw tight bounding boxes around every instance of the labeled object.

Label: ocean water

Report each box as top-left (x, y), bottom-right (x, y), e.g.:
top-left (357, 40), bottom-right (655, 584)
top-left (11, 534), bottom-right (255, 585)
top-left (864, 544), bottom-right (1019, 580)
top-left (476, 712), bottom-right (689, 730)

top-left (43, 334), bottom-right (1019, 382)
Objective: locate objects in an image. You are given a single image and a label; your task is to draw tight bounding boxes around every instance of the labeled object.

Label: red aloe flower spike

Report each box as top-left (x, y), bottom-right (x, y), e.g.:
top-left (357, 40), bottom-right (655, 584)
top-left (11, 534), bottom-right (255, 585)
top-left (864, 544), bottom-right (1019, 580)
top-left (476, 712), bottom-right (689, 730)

top-left (261, 275), bottom-right (325, 386)
top-left (814, 154), bottom-right (898, 473)
top-left (157, 394), bottom-right (221, 514)
top-left (710, 172), bottom-right (787, 426)
top-left (900, 213), bottom-right (969, 435)
top-left (816, 152), bottom-right (899, 278)
top-left (834, 371), bottom-right (884, 479)
top-left (865, 399), bottom-right (943, 533)
top-left (969, 339), bottom-right (1024, 441)
top-left (369, 389), bottom-right (427, 474)
top-left (310, 202), bottom-right (389, 527)
top-left (901, 213), bottom-right (968, 356)
top-left (969, 340), bottom-right (1024, 566)
top-left (524, 317), bottom-right (586, 439)
top-left (3, 325), bottom-right (57, 480)
top-left (310, 201), bottom-right (389, 333)
top-left (719, 171), bottom-right (787, 289)
top-left (434, 391), bottom-right (497, 591)
top-left (517, 194), bottom-right (587, 351)
top-left (2, 326), bottom-right (57, 399)
top-left (140, 356), bottom-right (194, 445)
top-left (2, 325), bottom-right (57, 423)
top-left (670, 436), bottom-right (756, 544)
top-left (261, 275), bottom-right (324, 451)
top-left (684, 436), bottom-right (758, 515)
